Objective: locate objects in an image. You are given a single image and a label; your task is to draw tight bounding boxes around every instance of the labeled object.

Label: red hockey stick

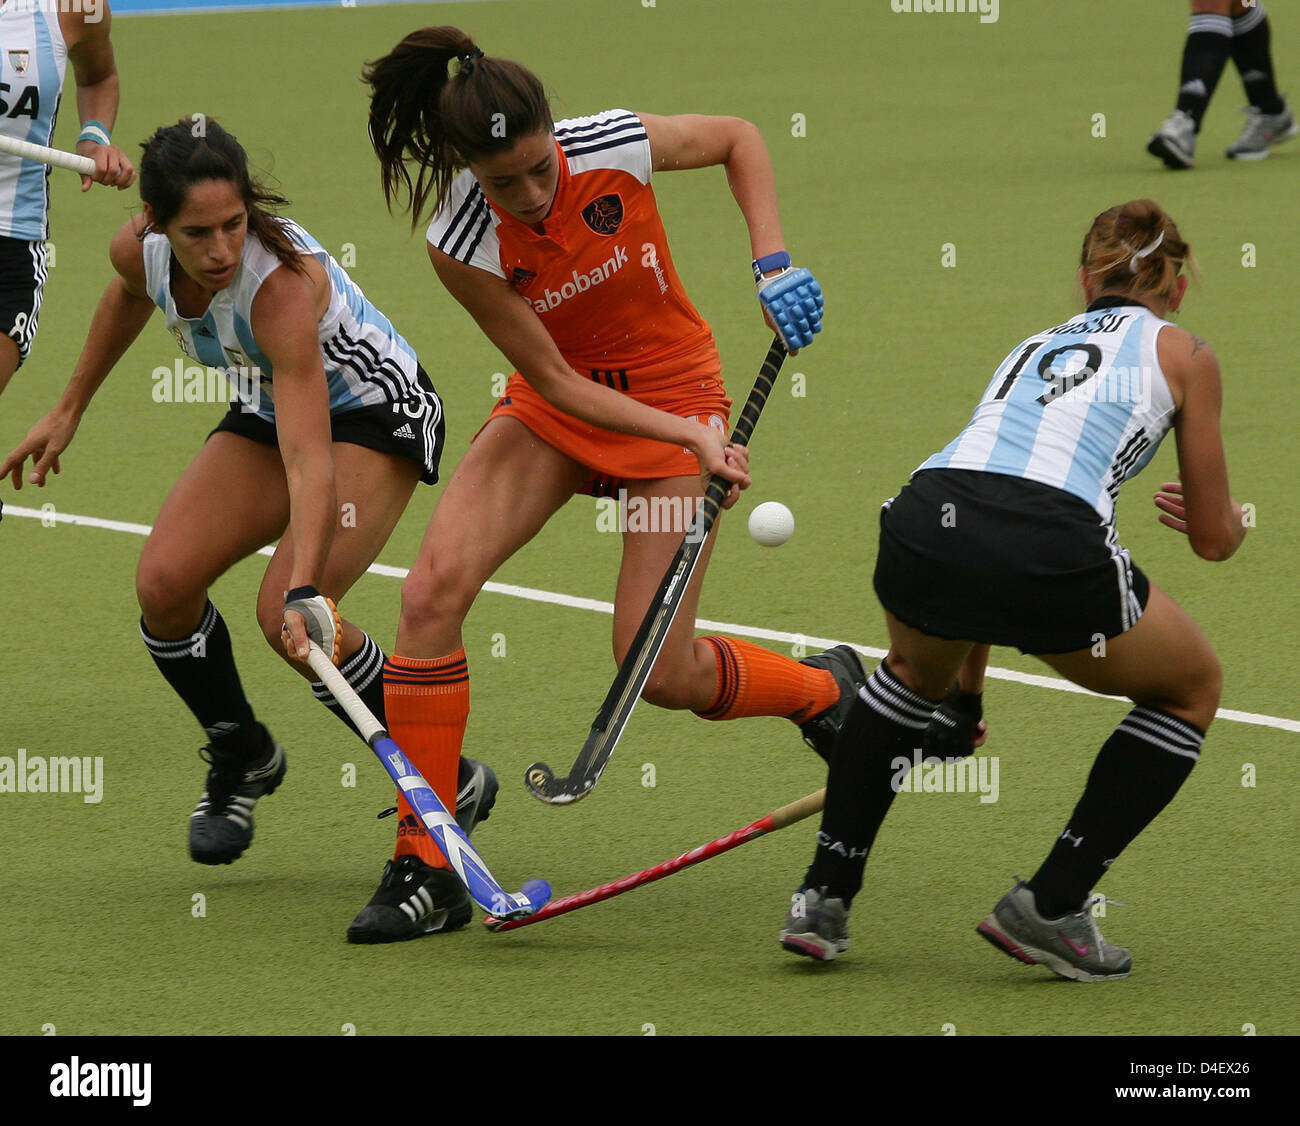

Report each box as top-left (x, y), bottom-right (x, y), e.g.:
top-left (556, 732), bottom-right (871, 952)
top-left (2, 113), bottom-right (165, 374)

top-left (483, 788), bottom-right (825, 933)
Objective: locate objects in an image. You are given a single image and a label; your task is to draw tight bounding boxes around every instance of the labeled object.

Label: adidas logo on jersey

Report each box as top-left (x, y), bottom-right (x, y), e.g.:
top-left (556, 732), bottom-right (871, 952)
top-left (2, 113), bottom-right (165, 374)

top-left (392, 422), bottom-right (415, 440)
top-left (530, 245), bottom-right (628, 314)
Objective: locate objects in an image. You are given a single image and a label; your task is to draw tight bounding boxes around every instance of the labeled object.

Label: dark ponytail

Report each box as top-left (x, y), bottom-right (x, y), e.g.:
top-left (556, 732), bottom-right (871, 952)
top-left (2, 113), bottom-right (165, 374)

top-left (363, 26), bottom-right (553, 228)
top-left (138, 116), bottom-right (306, 274)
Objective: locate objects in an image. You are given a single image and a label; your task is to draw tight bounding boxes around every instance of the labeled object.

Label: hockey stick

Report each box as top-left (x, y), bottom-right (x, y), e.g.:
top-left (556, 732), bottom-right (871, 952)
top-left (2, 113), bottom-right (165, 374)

top-left (304, 642), bottom-right (551, 920)
top-left (0, 134), bottom-right (95, 176)
top-left (524, 336), bottom-right (788, 805)
top-left (486, 787), bottom-right (825, 932)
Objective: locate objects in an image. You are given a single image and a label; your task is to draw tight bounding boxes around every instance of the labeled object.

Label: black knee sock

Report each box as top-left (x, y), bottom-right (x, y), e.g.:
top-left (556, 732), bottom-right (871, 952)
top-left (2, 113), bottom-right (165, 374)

top-left (1176, 13), bottom-right (1235, 127)
top-left (803, 661), bottom-right (940, 907)
top-left (1232, 4), bottom-right (1284, 115)
top-left (310, 633), bottom-right (386, 738)
top-left (140, 601), bottom-right (264, 760)
top-left (1027, 706), bottom-right (1204, 918)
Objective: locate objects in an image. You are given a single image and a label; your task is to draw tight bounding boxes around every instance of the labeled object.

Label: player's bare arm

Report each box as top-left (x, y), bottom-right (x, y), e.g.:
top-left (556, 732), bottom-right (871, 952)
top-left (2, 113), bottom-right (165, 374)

top-left (58, 216), bottom-right (156, 410)
top-left (61, 4), bottom-right (134, 191)
top-left (1155, 327), bottom-right (1246, 560)
top-left (250, 261), bottom-right (338, 638)
top-left (639, 112), bottom-right (822, 353)
top-left (427, 243), bottom-right (748, 490)
top-left (639, 113), bottom-right (786, 260)
top-left (0, 218), bottom-right (156, 489)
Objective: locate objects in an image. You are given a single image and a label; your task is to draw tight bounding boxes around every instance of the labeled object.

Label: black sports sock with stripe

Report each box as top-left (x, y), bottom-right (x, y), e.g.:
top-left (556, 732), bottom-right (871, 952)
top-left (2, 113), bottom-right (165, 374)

top-left (803, 661), bottom-right (941, 907)
top-left (1175, 13), bottom-right (1234, 128)
top-left (140, 601), bottom-right (264, 761)
top-left (1231, 4), bottom-right (1284, 116)
top-left (1027, 706), bottom-right (1204, 919)
top-left (310, 633), bottom-right (386, 738)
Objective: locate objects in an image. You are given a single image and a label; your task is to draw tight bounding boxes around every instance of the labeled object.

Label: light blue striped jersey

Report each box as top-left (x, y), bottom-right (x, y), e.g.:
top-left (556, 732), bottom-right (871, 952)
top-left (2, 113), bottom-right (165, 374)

top-left (0, 1), bottom-right (67, 240)
top-left (142, 217), bottom-right (437, 438)
top-left (917, 300), bottom-right (1177, 523)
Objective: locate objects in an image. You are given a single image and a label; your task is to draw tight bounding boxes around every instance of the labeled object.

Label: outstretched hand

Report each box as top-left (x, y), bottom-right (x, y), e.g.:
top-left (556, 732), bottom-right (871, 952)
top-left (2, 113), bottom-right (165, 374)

top-left (1, 409), bottom-right (80, 489)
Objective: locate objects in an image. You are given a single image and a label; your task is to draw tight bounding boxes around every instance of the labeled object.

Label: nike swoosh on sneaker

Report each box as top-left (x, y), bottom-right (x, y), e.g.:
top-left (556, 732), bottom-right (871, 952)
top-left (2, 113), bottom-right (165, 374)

top-left (1057, 931), bottom-right (1090, 957)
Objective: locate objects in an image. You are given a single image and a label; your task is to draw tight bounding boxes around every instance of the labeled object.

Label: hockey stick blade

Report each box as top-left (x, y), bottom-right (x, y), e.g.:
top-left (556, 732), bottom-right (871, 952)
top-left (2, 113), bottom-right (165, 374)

top-left (304, 642), bottom-right (551, 919)
top-left (524, 337), bottom-right (788, 805)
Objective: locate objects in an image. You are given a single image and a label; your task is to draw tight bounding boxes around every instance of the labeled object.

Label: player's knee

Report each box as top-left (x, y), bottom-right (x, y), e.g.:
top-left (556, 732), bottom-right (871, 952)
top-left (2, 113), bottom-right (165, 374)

top-left (1144, 645), bottom-right (1222, 733)
top-left (399, 565), bottom-right (473, 633)
top-left (882, 653), bottom-right (949, 704)
top-left (1186, 647), bottom-right (1224, 730)
top-left (639, 672), bottom-right (691, 710)
top-left (135, 559), bottom-right (202, 625)
top-left (255, 596), bottom-right (286, 655)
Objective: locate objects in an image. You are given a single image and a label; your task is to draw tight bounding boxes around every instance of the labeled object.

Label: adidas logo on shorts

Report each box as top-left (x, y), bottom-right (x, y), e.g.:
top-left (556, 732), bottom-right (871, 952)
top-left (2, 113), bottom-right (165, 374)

top-left (392, 422), bottom-right (415, 440)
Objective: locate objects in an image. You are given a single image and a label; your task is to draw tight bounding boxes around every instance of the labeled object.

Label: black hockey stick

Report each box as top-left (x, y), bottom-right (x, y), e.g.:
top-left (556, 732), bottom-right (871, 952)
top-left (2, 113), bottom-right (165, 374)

top-left (524, 336), bottom-right (788, 805)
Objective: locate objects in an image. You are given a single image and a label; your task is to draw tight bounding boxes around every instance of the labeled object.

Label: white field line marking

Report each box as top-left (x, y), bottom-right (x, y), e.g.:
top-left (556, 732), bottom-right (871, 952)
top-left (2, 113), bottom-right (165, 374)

top-left (7, 504), bottom-right (1297, 735)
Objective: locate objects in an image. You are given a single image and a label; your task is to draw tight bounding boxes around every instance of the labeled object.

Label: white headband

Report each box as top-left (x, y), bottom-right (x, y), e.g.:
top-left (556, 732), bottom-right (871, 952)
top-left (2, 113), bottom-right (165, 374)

top-left (1128, 231), bottom-right (1165, 274)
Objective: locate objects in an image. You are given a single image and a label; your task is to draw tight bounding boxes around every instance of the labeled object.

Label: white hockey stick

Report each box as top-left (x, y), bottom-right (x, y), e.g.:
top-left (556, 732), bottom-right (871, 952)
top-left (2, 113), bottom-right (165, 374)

top-left (0, 134), bottom-right (96, 176)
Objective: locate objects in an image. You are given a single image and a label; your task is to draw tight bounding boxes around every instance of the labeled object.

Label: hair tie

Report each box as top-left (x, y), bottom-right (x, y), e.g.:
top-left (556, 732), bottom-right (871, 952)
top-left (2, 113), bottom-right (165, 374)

top-left (458, 47), bottom-right (485, 75)
top-left (1128, 230), bottom-right (1164, 274)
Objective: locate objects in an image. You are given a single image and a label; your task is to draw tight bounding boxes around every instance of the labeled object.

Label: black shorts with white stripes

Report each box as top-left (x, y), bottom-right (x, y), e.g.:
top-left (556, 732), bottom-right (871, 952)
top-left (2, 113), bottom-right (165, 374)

top-left (0, 235), bottom-right (50, 365)
top-left (209, 364), bottom-right (445, 485)
top-left (873, 468), bottom-right (1150, 655)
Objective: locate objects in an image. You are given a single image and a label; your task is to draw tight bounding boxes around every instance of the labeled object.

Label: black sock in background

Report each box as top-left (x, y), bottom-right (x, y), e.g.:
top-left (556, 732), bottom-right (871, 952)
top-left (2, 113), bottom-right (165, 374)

top-left (1175, 14), bottom-right (1235, 127)
top-left (1027, 707), bottom-right (1204, 918)
top-left (1231, 5), bottom-right (1284, 116)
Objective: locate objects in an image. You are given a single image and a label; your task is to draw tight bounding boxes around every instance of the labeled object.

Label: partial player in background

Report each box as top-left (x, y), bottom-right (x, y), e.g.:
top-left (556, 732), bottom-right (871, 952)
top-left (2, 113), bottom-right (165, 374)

top-left (1148, 0), bottom-right (1296, 167)
top-left (0, 0), bottom-right (135, 399)
top-left (355, 26), bottom-right (841, 942)
top-left (781, 201), bottom-right (1247, 980)
top-left (1, 120), bottom-right (493, 931)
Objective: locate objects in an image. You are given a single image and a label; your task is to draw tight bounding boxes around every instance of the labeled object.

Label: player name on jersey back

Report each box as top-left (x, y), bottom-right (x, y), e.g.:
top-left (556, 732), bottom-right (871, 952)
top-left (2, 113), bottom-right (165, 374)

top-left (918, 301), bottom-right (1177, 521)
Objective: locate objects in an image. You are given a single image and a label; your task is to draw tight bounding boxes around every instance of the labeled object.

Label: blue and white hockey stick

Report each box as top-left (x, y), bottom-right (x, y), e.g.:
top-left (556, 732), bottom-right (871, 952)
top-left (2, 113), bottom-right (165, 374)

top-left (305, 642), bottom-right (550, 921)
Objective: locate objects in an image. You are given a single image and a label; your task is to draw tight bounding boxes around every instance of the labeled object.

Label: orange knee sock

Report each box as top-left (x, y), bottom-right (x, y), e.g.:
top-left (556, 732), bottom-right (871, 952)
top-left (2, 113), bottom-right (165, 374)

top-left (694, 637), bottom-right (838, 723)
top-left (382, 650), bottom-right (469, 868)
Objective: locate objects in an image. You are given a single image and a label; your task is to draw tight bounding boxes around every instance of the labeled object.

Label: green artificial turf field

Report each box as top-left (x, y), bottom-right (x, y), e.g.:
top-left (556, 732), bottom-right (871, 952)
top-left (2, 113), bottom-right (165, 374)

top-left (0, 0), bottom-right (1295, 1044)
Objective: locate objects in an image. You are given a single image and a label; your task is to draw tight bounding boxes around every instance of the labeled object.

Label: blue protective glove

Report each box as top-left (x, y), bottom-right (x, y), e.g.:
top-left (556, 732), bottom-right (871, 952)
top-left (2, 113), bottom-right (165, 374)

top-left (756, 265), bottom-right (824, 352)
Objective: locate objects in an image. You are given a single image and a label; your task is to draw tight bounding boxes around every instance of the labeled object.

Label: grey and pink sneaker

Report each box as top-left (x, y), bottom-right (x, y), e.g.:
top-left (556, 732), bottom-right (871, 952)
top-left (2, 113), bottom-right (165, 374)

top-left (780, 886), bottom-right (850, 962)
top-left (977, 881), bottom-right (1131, 982)
top-left (1226, 102), bottom-right (1300, 160)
